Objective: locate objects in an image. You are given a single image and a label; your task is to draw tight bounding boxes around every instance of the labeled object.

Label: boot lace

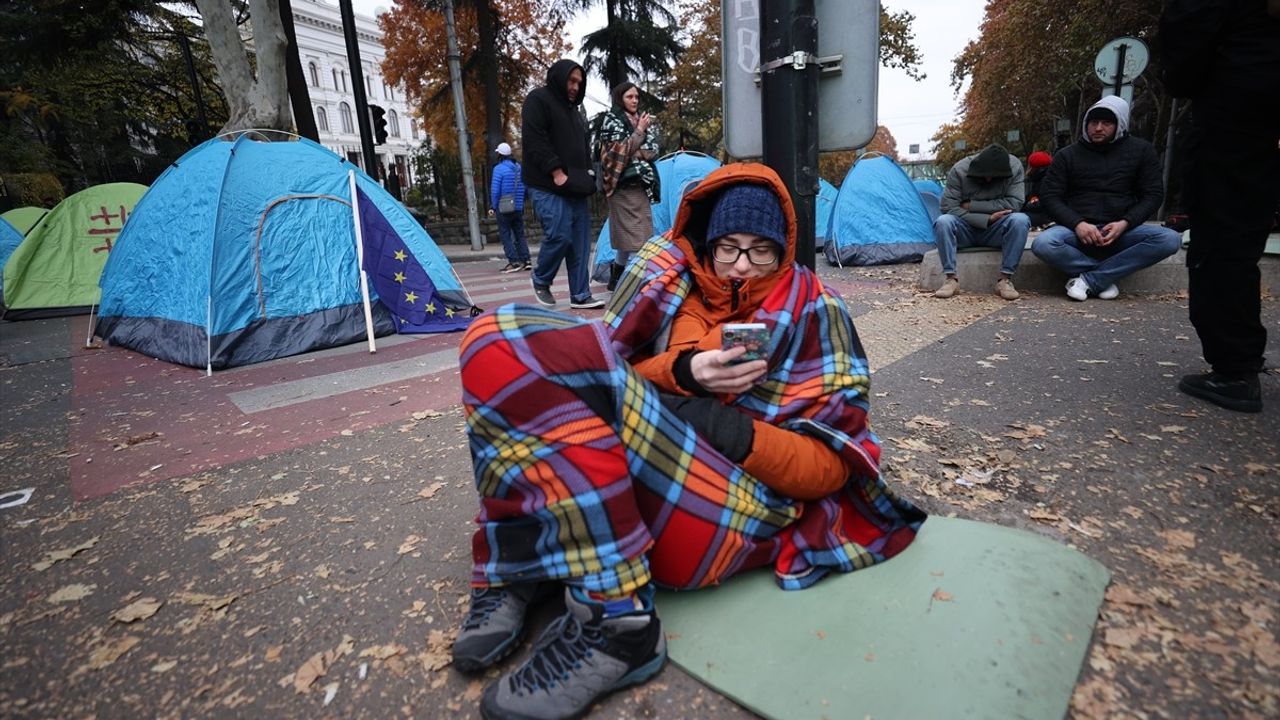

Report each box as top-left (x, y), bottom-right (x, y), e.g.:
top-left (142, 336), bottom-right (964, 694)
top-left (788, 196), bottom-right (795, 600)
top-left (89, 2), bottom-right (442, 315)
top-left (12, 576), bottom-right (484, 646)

top-left (461, 589), bottom-right (507, 630)
top-left (509, 613), bottom-right (605, 693)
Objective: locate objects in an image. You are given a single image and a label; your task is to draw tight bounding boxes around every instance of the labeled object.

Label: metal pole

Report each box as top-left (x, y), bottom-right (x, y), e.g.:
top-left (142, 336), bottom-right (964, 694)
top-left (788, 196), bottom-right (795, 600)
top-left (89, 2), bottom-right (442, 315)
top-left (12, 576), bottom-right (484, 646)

top-left (338, 0), bottom-right (379, 179)
top-left (1113, 44), bottom-right (1128, 97)
top-left (176, 33), bottom-right (208, 132)
top-left (443, 0), bottom-right (484, 252)
top-left (279, 0), bottom-right (319, 142)
top-left (1159, 97), bottom-right (1179, 220)
top-left (760, 0), bottom-right (819, 270)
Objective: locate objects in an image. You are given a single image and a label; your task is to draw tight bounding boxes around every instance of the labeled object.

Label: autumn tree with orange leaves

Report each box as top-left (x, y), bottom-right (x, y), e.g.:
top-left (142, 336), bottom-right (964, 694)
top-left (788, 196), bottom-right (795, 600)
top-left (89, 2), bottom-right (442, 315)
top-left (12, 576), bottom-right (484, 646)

top-left (379, 0), bottom-right (569, 170)
top-left (939, 0), bottom-right (1170, 167)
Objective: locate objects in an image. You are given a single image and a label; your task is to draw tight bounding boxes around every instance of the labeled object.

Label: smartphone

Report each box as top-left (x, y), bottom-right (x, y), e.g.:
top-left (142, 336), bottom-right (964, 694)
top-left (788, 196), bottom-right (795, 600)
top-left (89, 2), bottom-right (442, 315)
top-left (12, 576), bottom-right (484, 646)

top-left (721, 323), bottom-right (770, 364)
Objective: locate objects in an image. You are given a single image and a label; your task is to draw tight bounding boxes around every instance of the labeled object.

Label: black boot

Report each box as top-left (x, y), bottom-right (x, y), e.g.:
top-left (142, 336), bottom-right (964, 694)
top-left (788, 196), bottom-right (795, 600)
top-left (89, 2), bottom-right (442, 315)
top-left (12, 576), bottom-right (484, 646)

top-left (1178, 372), bottom-right (1262, 413)
top-left (607, 263), bottom-right (623, 292)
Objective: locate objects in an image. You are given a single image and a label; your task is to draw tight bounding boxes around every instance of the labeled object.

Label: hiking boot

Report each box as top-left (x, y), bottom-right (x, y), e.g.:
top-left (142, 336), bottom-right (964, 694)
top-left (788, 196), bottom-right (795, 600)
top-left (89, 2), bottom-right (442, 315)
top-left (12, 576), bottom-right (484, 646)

top-left (453, 583), bottom-right (549, 673)
top-left (479, 588), bottom-right (666, 720)
top-left (500, 262), bottom-right (522, 274)
top-left (532, 280), bottom-right (556, 307)
top-left (1178, 372), bottom-right (1262, 413)
top-left (569, 296), bottom-right (605, 310)
top-left (1097, 284), bottom-right (1120, 300)
top-left (933, 277), bottom-right (960, 299)
top-left (1065, 277), bottom-right (1090, 302)
top-left (995, 277), bottom-right (1019, 300)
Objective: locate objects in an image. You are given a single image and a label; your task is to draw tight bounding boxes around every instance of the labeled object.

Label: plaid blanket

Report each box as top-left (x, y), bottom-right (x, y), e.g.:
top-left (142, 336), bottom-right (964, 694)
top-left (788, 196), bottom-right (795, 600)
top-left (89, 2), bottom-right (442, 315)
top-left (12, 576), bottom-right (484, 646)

top-left (607, 239), bottom-right (926, 588)
top-left (461, 245), bottom-right (923, 594)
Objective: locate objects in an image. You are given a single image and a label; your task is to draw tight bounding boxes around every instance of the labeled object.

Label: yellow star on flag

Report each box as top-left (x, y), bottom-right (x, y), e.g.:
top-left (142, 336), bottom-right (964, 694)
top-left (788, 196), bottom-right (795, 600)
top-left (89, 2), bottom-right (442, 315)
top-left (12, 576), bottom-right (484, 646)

top-left (399, 317), bottom-right (407, 324)
top-left (394, 249), bottom-right (407, 261)
top-left (424, 302), bottom-right (436, 314)
top-left (445, 307), bottom-right (456, 318)
top-left (404, 291), bottom-right (418, 304)
top-left (394, 271), bottom-right (406, 283)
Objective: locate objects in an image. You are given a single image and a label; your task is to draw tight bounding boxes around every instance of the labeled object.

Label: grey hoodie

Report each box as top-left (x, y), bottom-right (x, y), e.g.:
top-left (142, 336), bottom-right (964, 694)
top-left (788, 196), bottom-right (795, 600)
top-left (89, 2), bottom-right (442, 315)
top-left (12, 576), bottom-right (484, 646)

top-left (1081, 95), bottom-right (1130, 143)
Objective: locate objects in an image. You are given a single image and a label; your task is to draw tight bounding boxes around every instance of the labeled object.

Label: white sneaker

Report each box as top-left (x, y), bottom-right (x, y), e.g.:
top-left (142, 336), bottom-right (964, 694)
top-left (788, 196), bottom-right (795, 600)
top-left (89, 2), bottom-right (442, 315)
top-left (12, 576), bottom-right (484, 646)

top-left (1098, 284), bottom-right (1120, 300)
top-left (1065, 277), bottom-right (1089, 301)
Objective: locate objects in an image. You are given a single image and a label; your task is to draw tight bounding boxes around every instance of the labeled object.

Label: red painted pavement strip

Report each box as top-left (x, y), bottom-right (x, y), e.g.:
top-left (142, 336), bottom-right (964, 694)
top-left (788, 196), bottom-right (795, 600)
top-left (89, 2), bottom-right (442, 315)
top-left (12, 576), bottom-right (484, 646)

top-left (64, 262), bottom-right (612, 500)
top-left (67, 320), bottom-right (469, 501)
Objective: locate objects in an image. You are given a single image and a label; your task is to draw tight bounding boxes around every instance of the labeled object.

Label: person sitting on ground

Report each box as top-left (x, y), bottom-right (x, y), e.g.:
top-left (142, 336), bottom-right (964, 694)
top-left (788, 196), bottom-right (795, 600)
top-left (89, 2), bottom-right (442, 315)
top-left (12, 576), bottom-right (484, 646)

top-left (1022, 150), bottom-right (1054, 228)
top-left (451, 162), bottom-right (925, 720)
top-left (932, 143), bottom-right (1031, 301)
top-left (488, 142), bottom-right (531, 273)
top-left (597, 80), bottom-right (660, 292)
top-left (1031, 96), bottom-right (1181, 301)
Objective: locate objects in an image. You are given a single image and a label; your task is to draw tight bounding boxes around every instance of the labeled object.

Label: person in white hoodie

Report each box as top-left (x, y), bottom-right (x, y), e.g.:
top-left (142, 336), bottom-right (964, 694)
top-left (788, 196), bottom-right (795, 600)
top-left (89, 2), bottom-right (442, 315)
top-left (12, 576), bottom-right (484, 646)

top-left (1031, 96), bottom-right (1181, 301)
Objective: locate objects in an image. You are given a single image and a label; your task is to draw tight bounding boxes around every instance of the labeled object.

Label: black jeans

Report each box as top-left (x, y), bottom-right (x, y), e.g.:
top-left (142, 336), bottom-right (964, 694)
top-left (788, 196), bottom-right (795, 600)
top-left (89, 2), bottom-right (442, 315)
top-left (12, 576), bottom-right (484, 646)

top-left (1184, 119), bottom-right (1280, 376)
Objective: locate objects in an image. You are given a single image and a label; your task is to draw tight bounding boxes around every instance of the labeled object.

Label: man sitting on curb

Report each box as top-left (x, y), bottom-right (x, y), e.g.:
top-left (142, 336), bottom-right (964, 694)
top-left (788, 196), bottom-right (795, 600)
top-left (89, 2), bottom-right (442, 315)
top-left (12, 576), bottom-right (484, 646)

top-left (1031, 96), bottom-right (1181, 301)
top-left (932, 144), bottom-right (1030, 300)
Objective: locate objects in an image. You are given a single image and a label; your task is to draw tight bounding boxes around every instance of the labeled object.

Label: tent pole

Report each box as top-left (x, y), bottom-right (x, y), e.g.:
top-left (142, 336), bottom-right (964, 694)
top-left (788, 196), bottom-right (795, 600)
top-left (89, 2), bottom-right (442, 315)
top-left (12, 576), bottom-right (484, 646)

top-left (349, 170), bottom-right (378, 354)
top-left (205, 296), bottom-right (213, 377)
top-left (85, 303), bottom-right (96, 348)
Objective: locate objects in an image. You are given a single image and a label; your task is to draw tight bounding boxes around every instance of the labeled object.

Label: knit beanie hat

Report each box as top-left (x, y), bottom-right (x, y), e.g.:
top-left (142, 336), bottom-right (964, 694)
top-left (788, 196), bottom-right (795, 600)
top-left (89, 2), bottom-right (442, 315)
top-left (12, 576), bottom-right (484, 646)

top-left (1084, 106), bottom-right (1117, 124)
top-left (705, 184), bottom-right (787, 250)
top-left (969, 144), bottom-right (1013, 178)
top-left (1028, 150), bottom-right (1052, 169)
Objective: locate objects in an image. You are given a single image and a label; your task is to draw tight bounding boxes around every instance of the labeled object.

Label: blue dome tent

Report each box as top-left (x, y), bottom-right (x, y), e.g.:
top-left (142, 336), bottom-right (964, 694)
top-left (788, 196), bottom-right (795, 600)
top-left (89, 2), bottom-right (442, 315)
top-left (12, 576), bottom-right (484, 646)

top-left (95, 135), bottom-right (475, 371)
top-left (592, 151), bottom-right (722, 282)
top-left (0, 218), bottom-right (24, 300)
top-left (912, 178), bottom-right (943, 196)
top-left (824, 156), bottom-right (935, 266)
top-left (815, 177), bottom-right (839, 249)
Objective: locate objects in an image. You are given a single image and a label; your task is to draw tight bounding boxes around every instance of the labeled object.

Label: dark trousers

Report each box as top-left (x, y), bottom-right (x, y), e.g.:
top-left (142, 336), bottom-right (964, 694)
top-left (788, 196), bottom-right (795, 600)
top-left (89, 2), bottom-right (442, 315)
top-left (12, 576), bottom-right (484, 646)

top-left (1184, 120), bottom-right (1280, 376)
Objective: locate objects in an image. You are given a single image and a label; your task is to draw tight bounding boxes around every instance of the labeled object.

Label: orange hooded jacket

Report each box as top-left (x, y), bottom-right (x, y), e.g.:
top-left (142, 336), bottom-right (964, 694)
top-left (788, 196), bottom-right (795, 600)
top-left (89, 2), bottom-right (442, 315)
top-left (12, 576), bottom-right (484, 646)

top-left (629, 164), bottom-right (853, 500)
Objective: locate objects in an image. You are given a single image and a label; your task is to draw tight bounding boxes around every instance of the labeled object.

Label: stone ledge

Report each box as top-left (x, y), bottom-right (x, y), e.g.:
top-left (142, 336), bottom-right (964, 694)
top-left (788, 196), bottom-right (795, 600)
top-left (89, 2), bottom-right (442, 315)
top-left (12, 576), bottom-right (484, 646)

top-left (918, 233), bottom-right (1280, 297)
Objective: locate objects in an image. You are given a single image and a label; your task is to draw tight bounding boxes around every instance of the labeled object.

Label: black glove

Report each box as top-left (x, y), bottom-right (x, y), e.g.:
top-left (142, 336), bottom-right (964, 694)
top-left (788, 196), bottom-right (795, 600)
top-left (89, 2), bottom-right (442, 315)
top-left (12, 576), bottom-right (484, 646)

top-left (659, 394), bottom-right (755, 464)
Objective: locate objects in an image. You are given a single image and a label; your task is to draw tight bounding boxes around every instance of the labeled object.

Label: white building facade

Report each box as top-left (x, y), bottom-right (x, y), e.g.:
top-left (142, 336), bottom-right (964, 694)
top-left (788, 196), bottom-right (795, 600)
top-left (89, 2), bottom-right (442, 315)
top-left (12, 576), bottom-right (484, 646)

top-left (291, 0), bottom-right (420, 189)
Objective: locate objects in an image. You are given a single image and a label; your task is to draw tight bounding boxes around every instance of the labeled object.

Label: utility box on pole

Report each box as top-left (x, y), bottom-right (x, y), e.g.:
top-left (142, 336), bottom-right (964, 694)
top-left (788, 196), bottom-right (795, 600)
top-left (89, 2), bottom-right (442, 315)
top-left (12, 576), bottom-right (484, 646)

top-left (722, 0), bottom-right (879, 158)
top-left (722, 0), bottom-right (879, 268)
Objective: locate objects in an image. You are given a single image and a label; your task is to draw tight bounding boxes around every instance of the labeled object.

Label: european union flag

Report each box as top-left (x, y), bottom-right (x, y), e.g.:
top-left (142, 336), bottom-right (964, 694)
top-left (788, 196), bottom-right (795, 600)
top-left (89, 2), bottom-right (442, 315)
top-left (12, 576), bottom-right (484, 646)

top-left (357, 188), bottom-right (472, 333)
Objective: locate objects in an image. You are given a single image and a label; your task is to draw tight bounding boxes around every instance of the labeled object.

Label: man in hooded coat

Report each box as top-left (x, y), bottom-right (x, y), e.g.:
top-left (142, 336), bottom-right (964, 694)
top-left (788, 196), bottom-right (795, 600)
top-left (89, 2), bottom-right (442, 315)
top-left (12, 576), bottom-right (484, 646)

top-left (521, 58), bottom-right (605, 310)
top-left (1031, 96), bottom-right (1181, 301)
top-left (932, 143), bottom-right (1030, 300)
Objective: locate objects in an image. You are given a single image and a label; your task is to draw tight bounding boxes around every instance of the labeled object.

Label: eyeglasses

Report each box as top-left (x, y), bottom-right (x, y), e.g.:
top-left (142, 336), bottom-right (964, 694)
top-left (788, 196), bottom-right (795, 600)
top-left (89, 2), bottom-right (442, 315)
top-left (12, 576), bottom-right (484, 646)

top-left (711, 243), bottom-right (779, 265)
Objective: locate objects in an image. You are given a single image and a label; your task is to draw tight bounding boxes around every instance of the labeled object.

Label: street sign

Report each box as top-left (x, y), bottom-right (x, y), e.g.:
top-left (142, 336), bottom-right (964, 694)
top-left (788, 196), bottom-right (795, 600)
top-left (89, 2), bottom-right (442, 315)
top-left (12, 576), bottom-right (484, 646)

top-left (1094, 37), bottom-right (1149, 86)
top-left (722, 0), bottom-right (879, 158)
top-left (1101, 84), bottom-right (1135, 105)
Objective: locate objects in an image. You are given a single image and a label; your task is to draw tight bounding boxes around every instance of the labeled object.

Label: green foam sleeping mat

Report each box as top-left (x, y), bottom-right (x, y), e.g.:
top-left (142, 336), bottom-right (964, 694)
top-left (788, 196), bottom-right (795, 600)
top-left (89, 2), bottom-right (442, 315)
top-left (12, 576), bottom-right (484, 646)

top-left (656, 516), bottom-right (1110, 720)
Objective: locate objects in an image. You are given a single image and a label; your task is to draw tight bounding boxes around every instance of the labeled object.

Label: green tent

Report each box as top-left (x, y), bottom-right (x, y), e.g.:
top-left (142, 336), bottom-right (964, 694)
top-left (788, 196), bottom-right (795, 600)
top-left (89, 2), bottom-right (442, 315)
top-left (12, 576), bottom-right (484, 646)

top-left (1, 207), bottom-right (49, 236)
top-left (3, 183), bottom-right (146, 319)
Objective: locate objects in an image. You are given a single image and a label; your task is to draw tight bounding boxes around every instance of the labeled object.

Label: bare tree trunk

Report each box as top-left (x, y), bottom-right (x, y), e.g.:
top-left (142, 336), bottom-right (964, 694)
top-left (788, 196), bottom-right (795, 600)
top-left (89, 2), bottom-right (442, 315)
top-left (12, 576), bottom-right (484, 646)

top-left (194, 0), bottom-right (293, 132)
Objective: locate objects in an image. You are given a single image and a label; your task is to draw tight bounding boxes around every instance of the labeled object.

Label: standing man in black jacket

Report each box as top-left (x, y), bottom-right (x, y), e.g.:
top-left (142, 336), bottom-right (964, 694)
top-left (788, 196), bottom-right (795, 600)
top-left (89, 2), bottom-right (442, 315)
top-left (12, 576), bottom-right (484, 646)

top-left (522, 58), bottom-right (605, 310)
top-left (1162, 0), bottom-right (1280, 414)
top-left (1031, 96), bottom-right (1181, 302)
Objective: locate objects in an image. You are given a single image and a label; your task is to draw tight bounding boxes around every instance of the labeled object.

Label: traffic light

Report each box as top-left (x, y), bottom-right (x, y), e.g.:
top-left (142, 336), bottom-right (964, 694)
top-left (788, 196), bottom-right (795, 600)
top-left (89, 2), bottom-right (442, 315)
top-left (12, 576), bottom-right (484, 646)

top-left (369, 104), bottom-right (388, 145)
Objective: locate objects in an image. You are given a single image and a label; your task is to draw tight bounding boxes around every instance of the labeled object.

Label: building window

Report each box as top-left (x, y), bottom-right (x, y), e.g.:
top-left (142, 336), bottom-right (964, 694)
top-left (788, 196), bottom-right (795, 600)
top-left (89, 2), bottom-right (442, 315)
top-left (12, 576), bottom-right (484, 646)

top-left (365, 72), bottom-right (372, 95)
top-left (332, 68), bottom-right (339, 91)
top-left (382, 81), bottom-right (389, 100)
top-left (316, 106), bottom-right (329, 132)
top-left (308, 61), bottom-right (319, 87)
top-left (339, 102), bottom-right (353, 134)
top-left (331, 69), bottom-right (347, 93)
top-left (410, 119), bottom-right (418, 139)
top-left (388, 109), bottom-right (400, 138)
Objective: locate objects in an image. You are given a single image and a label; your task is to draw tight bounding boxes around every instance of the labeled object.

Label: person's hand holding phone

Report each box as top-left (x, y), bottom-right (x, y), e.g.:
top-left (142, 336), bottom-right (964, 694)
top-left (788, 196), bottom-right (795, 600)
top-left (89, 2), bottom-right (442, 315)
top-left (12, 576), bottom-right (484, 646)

top-left (690, 348), bottom-right (767, 395)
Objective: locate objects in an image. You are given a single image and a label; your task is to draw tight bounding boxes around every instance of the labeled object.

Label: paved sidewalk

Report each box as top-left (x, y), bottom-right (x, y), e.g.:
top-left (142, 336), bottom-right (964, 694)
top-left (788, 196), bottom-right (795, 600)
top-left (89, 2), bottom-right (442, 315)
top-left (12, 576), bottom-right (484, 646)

top-left (1, 261), bottom-right (1276, 719)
